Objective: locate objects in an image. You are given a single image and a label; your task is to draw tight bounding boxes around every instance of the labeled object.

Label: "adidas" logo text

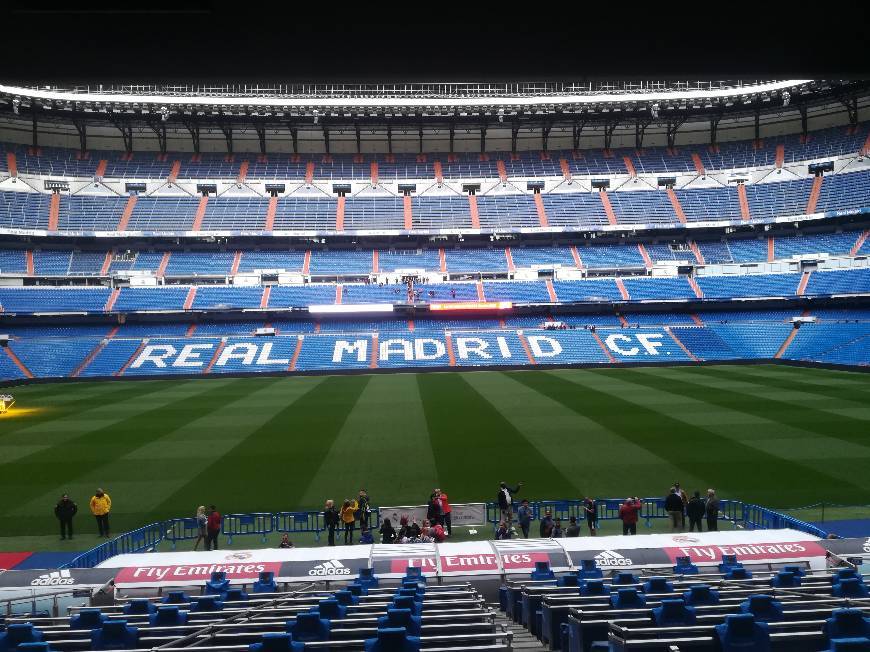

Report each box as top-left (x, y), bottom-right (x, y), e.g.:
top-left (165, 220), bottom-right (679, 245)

top-left (593, 550), bottom-right (633, 567)
top-left (309, 560), bottom-right (351, 576)
top-left (31, 570), bottom-right (75, 586)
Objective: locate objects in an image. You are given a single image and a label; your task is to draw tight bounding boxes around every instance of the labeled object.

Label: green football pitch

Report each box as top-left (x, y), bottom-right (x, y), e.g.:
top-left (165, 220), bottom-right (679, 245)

top-left (1, 364), bottom-right (869, 552)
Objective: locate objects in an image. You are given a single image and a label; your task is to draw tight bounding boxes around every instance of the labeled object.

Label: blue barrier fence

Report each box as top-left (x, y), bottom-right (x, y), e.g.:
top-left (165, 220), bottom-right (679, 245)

top-left (60, 497), bottom-right (829, 569)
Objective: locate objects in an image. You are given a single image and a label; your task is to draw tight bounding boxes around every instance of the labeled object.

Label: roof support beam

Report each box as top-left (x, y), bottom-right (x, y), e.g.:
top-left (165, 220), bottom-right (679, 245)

top-left (572, 120), bottom-right (586, 150)
top-left (635, 119), bottom-right (650, 149)
top-left (418, 122), bottom-right (424, 154)
top-left (709, 114), bottom-right (722, 146)
top-left (146, 117), bottom-right (167, 155)
top-left (255, 121), bottom-right (266, 154)
top-left (182, 117), bottom-right (200, 154)
top-left (603, 120), bottom-right (618, 151)
top-left (73, 119), bottom-right (87, 154)
top-left (355, 122), bottom-right (361, 154)
top-left (31, 107), bottom-right (39, 148)
top-left (109, 116), bottom-right (133, 154)
top-left (449, 123), bottom-right (455, 154)
top-left (387, 124), bottom-right (392, 154)
top-left (839, 94), bottom-right (858, 127)
top-left (480, 122), bottom-right (487, 153)
top-left (287, 124), bottom-right (298, 153)
top-left (322, 124), bottom-right (330, 154)
top-left (219, 121), bottom-right (233, 155)
top-left (666, 118), bottom-right (686, 149)
top-left (799, 104), bottom-right (808, 139)
top-left (511, 121), bottom-right (520, 153)
top-left (542, 120), bottom-right (552, 151)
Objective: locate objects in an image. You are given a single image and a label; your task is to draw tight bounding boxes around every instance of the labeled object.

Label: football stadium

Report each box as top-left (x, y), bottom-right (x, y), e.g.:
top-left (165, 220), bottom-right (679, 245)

top-left (0, 36), bottom-right (870, 650)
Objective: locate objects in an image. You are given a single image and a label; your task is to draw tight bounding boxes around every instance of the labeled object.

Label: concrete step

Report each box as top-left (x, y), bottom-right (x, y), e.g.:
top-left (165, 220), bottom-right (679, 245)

top-left (491, 605), bottom-right (548, 651)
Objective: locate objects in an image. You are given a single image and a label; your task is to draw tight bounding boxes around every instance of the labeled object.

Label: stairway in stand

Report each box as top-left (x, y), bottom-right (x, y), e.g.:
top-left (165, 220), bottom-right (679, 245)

top-left (491, 606), bottom-right (548, 650)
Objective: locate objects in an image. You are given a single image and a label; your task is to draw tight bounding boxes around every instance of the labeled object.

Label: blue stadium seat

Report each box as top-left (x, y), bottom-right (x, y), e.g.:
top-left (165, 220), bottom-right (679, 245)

top-left (221, 588), bottom-right (249, 604)
top-left (334, 590), bottom-right (359, 606)
top-left (610, 588), bottom-right (646, 609)
top-left (770, 570), bottom-right (801, 588)
top-left (122, 599), bottom-right (156, 615)
top-left (252, 571), bottom-right (277, 594)
top-left (313, 598), bottom-right (346, 619)
top-left (190, 596), bottom-right (224, 612)
top-left (833, 579), bottom-right (870, 598)
top-left (394, 588), bottom-right (423, 601)
top-left (358, 567), bottom-right (380, 587)
top-left (739, 595), bottom-right (784, 622)
top-left (285, 613), bottom-right (331, 642)
top-left (715, 614), bottom-right (771, 652)
top-left (580, 580), bottom-right (610, 597)
top-left (0, 623), bottom-right (45, 650)
top-left (377, 608), bottom-right (422, 636)
top-left (577, 559), bottom-right (603, 579)
top-left (825, 609), bottom-right (870, 641)
top-left (652, 598), bottom-right (697, 626)
top-left (531, 561), bottom-right (555, 581)
top-left (726, 567), bottom-right (753, 580)
top-left (613, 572), bottom-right (639, 585)
top-left (672, 556), bottom-right (699, 575)
top-left (363, 627), bottom-right (421, 652)
top-left (149, 606), bottom-right (188, 627)
top-left (782, 564), bottom-right (806, 578)
top-left (826, 639), bottom-right (870, 652)
top-left (90, 620), bottom-right (140, 651)
top-left (683, 584), bottom-right (720, 606)
top-left (718, 555), bottom-right (739, 572)
top-left (70, 609), bottom-right (107, 629)
top-left (162, 590), bottom-right (191, 604)
top-left (642, 577), bottom-right (674, 594)
top-left (403, 566), bottom-right (427, 585)
top-left (248, 633), bottom-right (304, 652)
top-left (347, 582), bottom-right (369, 596)
top-left (391, 596), bottom-right (422, 616)
top-left (16, 644), bottom-right (54, 652)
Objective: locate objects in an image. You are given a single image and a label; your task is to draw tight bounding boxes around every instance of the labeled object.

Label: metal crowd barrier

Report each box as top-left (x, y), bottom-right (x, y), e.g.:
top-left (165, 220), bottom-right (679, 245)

top-left (61, 498), bottom-right (831, 569)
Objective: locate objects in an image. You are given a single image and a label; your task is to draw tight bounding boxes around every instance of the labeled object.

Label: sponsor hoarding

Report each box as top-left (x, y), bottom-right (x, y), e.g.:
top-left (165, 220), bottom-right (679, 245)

top-left (0, 567), bottom-right (117, 588)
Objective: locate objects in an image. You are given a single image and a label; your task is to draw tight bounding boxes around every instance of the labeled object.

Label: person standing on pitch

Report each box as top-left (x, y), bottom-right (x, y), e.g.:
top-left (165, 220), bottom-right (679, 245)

top-left (705, 489), bottom-right (720, 531)
top-left (206, 505), bottom-right (222, 550)
top-left (324, 500), bottom-right (339, 546)
top-left (357, 489), bottom-right (371, 530)
top-left (497, 481), bottom-right (523, 525)
top-left (89, 488), bottom-right (112, 538)
top-left (674, 482), bottom-right (688, 529)
top-left (665, 487), bottom-right (684, 532)
top-left (516, 499), bottom-right (532, 538)
top-left (619, 497), bottom-right (642, 536)
top-left (687, 491), bottom-right (705, 532)
top-left (583, 496), bottom-right (598, 536)
top-left (439, 489), bottom-right (452, 535)
top-left (193, 506), bottom-right (208, 550)
top-left (55, 494), bottom-right (77, 540)
top-left (340, 498), bottom-right (358, 545)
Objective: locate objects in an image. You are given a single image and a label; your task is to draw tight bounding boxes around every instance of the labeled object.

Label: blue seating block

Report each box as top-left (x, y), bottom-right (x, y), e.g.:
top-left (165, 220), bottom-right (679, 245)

top-left (652, 598), bottom-right (697, 626)
top-left (90, 620), bottom-right (140, 651)
top-left (285, 613), bottom-right (331, 642)
top-left (715, 613), bottom-right (771, 652)
top-left (363, 627), bottom-right (421, 652)
top-left (739, 595), bottom-right (784, 622)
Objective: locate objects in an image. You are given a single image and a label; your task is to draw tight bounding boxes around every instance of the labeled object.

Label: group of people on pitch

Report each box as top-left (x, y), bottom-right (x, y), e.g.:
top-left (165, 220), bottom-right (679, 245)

top-left (53, 489), bottom-right (112, 540)
top-left (323, 490), bottom-right (373, 546)
top-left (495, 481), bottom-right (722, 538)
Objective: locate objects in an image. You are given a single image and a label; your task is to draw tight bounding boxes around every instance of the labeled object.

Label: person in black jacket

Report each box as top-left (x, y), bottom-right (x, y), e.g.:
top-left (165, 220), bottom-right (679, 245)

top-left (686, 491), bottom-right (705, 532)
top-left (426, 492), bottom-right (443, 526)
top-left (497, 481), bottom-right (523, 525)
top-left (705, 489), bottom-right (720, 531)
top-left (665, 487), bottom-right (685, 532)
top-left (55, 494), bottom-right (77, 540)
top-left (379, 518), bottom-right (396, 544)
top-left (323, 499), bottom-right (339, 546)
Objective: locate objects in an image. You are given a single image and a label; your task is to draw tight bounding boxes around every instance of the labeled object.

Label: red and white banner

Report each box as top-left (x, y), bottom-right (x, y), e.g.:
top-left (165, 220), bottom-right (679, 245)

top-left (114, 561), bottom-right (282, 584)
top-left (663, 540), bottom-right (828, 563)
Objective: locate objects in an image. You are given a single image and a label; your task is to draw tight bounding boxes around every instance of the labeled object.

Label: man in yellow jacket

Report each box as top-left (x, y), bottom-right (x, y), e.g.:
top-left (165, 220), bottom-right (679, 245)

top-left (90, 488), bottom-right (112, 538)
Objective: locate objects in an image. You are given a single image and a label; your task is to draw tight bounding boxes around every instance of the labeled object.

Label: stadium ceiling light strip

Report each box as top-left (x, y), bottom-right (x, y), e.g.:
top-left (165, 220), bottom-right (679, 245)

top-left (0, 80), bottom-right (813, 109)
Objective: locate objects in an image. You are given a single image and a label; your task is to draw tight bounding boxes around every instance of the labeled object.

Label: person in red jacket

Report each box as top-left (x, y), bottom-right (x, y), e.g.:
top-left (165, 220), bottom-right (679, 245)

top-left (438, 489), bottom-right (452, 535)
top-left (206, 505), bottom-right (222, 550)
top-left (618, 497), bottom-right (642, 536)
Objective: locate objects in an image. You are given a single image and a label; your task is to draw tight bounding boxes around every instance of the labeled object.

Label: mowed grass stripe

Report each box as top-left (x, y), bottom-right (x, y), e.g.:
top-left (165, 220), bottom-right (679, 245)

top-left (707, 365), bottom-right (870, 402)
top-left (50, 377), bottom-right (297, 526)
top-left (625, 366), bottom-right (870, 450)
top-left (417, 372), bottom-right (580, 503)
top-left (466, 371), bottom-right (707, 498)
top-left (0, 380), bottom-right (192, 439)
top-left (758, 364), bottom-right (870, 389)
top-left (0, 378), bottom-right (259, 501)
top-left (153, 375), bottom-right (370, 515)
top-left (300, 374), bottom-right (438, 508)
top-left (511, 368), bottom-right (863, 506)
